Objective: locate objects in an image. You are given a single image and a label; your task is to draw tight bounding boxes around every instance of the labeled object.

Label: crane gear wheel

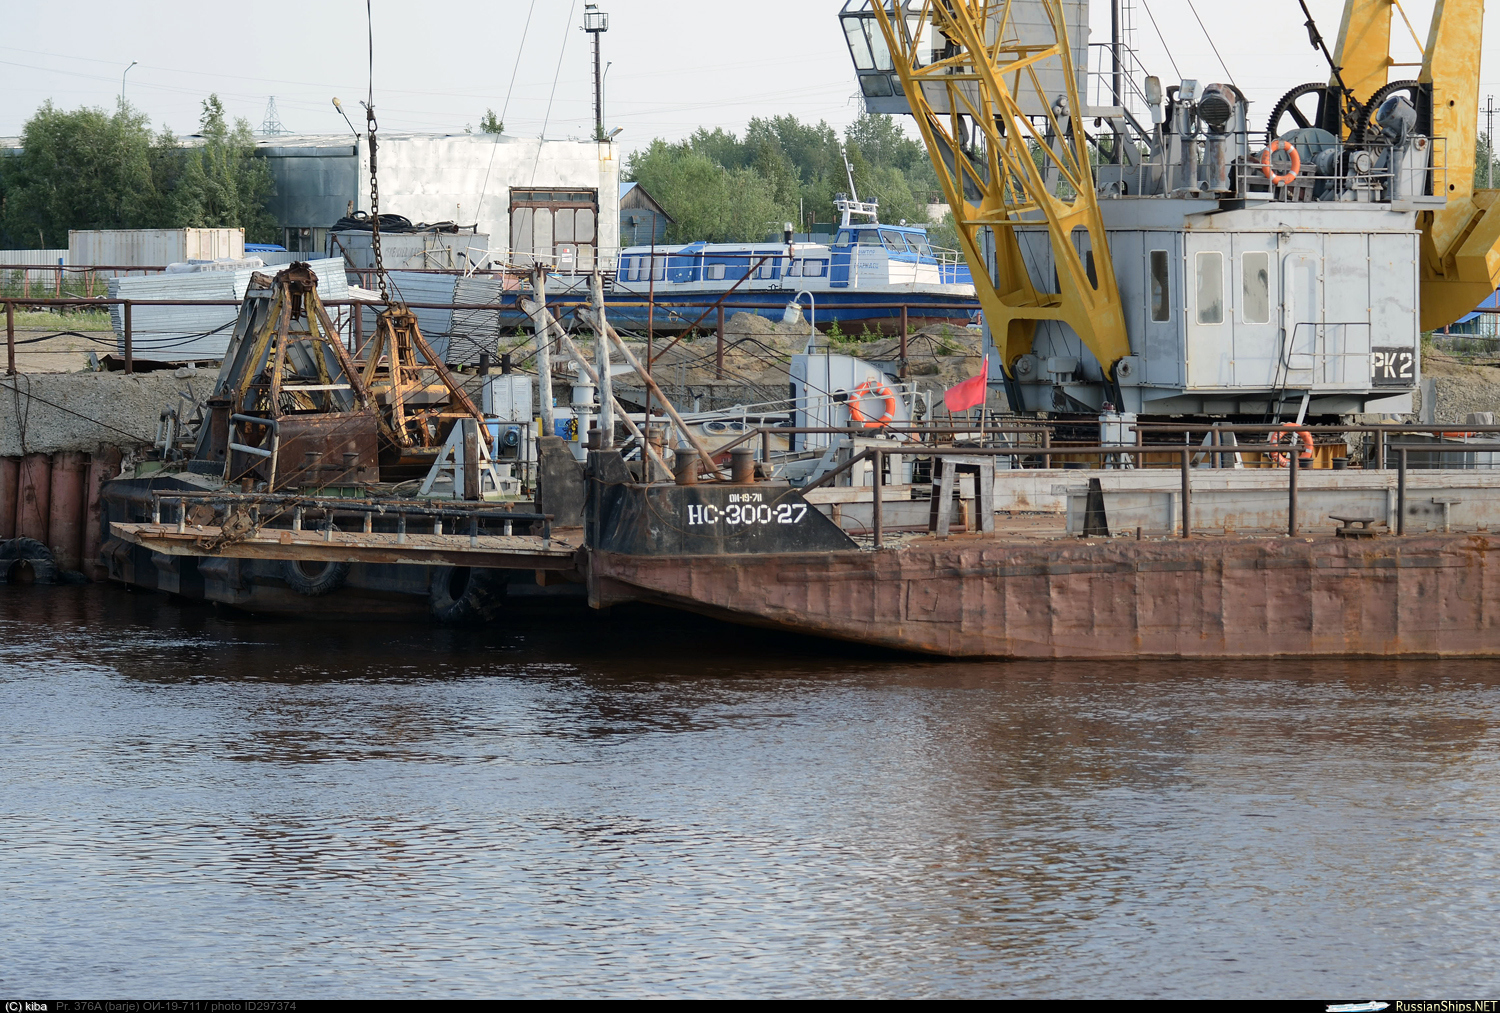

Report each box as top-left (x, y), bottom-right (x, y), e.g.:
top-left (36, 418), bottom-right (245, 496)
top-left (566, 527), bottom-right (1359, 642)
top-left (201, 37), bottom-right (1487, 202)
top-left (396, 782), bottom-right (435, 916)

top-left (1352, 80), bottom-right (1424, 143)
top-left (1266, 82), bottom-right (1345, 145)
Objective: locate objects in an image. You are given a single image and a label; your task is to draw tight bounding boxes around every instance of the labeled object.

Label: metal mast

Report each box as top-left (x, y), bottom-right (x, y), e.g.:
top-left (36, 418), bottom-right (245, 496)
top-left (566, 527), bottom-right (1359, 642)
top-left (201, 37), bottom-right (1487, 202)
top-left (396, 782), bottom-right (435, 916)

top-left (260, 96), bottom-right (287, 136)
top-left (584, 4), bottom-right (610, 141)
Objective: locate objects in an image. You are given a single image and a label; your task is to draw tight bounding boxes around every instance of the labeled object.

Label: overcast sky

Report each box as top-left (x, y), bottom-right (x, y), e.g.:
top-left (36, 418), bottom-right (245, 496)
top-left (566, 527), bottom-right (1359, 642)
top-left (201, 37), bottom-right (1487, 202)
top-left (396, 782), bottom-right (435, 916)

top-left (2, 1), bottom-right (1498, 151)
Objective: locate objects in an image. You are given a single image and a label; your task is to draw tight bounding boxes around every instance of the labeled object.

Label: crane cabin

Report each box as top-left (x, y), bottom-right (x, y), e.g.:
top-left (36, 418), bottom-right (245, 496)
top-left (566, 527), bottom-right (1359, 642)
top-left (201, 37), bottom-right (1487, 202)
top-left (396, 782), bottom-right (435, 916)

top-left (838, 0), bottom-right (1475, 422)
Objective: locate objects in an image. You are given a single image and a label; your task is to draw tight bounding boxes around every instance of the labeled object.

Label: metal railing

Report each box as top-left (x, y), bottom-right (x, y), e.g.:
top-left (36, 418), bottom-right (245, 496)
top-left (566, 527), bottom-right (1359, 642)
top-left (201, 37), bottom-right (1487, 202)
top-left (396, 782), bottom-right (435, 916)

top-left (1098, 132), bottom-right (1448, 204)
top-left (149, 489), bottom-right (553, 544)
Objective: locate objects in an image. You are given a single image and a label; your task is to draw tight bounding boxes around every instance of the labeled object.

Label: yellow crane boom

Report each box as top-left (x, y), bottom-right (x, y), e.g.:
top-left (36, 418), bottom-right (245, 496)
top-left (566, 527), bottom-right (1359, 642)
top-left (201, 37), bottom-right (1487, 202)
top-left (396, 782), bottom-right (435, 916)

top-left (1413, 0), bottom-right (1498, 331)
top-left (866, 0), bottom-right (1130, 393)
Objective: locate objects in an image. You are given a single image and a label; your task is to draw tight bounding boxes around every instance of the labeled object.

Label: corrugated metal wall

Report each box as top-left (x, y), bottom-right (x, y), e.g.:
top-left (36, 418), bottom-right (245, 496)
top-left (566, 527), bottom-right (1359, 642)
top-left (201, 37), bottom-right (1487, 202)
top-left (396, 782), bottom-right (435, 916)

top-left (385, 272), bottom-right (458, 360)
top-left (69, 229), bottom-right (245, 266)
top-left (451, 276), bottom-right (508, 365)
top-left (0, 250), bottom-right (70, 265)
top-left (0, 250), bottom-right (69, 290)
top-left (107, 258), bottom-right (351, 360)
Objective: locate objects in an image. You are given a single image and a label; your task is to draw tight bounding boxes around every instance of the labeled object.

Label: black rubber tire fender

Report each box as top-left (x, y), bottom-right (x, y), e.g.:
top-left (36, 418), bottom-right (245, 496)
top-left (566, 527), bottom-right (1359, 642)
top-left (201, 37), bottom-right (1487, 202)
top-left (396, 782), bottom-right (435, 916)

top-left (282, 558), bottom-right (351, 596)
top-left (429, 566), bottom-right (505, 625)
top-left (0, 538), bottom-right (60, 585)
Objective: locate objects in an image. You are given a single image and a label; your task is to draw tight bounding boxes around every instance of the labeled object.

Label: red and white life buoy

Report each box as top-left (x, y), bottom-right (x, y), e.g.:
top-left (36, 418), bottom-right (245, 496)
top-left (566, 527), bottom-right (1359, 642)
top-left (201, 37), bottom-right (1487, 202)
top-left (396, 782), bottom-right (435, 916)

top-left (1269, 423), bottom-right (1314, 467)
top-left (847, 380), bottom-right (898, 428)
top-left (1259, 139), bottom-right (1302, 185)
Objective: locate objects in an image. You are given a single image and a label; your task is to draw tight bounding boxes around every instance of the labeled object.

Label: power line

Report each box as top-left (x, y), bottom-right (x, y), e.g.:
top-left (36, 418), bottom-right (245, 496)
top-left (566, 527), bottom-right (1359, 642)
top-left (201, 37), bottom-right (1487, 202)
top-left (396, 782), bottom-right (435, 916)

top-left (476, 0), bottom-right (540, 236)
top-left (531, 0), bottom-right (580, 184)
top-left (1136, 0), bottom-right (1182, 81)
top-left (1184, 0), bottom-right (1238, 91)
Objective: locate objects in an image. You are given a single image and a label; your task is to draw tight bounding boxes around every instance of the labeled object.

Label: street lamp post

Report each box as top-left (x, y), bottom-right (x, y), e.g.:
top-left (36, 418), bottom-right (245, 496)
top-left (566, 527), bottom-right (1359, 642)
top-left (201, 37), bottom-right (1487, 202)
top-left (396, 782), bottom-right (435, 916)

top-left (603, 61), bottom-right (613, 133)
top-left (583, 4), bottom-right (609, 141)
top-left (120, 61), bottom-right (137, 105)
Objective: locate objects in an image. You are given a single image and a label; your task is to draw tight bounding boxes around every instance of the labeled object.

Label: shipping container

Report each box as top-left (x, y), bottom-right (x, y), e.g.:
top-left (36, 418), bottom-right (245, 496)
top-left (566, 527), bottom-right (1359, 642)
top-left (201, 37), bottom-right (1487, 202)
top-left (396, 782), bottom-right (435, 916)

top-left (68, 229), bottom-right (245, 267)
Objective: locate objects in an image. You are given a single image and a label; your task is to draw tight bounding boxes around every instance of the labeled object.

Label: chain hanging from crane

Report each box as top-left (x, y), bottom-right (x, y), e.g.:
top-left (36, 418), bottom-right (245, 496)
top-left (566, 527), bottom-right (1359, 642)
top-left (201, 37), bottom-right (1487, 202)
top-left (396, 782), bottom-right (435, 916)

top-left (363, 0), bottom-right (389, 302)
top-left (365, 102), bottom-right (388, 302)
top-left (867, 0), bottom-right (1129, 402)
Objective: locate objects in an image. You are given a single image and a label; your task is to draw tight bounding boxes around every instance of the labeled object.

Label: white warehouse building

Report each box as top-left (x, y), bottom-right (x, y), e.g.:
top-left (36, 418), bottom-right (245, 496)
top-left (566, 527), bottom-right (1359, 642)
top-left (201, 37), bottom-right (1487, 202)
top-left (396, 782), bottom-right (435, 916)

top-left (257, 133), bottom-right (622, 271)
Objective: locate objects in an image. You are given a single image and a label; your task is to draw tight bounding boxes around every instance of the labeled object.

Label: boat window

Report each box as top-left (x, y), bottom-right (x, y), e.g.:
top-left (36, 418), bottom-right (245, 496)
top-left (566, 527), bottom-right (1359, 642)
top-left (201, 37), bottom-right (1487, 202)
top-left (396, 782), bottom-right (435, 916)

top-left (907, 234), bottom-right (933, 257)
top-left (1149, 249), bottom-right (1170, 321)
top-left (618, 256), bottom-right (632, 280)
top-left (706, 263), bottom-right (726, 281)
top-left (881, 231), bottom-right (909, 252)
top-left (1195, 250), bottom-right (1224, 324)
top-left (788, 260), bottom-right (803, 277)
top-left (857, 230), bottom-right (882, 246)
top-left (1242, 251), bottom-right (1270, 324)
top-left (650, 255), bottom-right (665, 282)
top-left (835, 230), bottom-right (851, 246)
top-left (803, 260), bottom-right (826, 277)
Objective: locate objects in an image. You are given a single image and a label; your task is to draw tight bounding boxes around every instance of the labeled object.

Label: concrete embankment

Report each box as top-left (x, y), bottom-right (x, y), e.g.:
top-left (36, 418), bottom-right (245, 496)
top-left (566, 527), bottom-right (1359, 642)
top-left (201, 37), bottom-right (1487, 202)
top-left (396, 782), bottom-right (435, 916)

top-left (2, 370), bottom-right (210, 581)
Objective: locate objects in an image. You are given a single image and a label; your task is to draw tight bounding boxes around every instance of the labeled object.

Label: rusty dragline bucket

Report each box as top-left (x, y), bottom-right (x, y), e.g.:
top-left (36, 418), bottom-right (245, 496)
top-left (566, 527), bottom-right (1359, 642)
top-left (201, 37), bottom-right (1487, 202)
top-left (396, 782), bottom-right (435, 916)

top-left (196, 263), bottom-right (381, 492)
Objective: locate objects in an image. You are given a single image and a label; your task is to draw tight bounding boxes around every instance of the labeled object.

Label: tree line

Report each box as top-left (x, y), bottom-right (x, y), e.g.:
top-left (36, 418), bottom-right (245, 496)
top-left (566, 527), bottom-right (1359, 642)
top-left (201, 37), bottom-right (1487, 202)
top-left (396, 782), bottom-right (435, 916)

top-left (624, 113), bottom-right (956, 246)
top-left (0, 95), bottom-right (277, 249)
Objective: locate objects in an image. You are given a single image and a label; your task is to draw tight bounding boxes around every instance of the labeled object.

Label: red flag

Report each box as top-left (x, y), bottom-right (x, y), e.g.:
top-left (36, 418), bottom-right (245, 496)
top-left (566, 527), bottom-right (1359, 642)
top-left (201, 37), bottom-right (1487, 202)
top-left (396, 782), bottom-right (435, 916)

top-left (943, 355), bottom-right (988, 413)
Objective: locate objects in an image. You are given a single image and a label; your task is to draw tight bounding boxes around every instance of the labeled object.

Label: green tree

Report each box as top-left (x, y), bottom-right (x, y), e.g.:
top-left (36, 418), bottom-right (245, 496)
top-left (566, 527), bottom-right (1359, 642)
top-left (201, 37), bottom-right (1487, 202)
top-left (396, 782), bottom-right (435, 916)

top-left (626, 141), bottom-right (791, 242)
top-left (748, 115), bottom-right (840, 183)
top-left (480, 109), bottom-right (504, 134)
top-left (171, 95), bottom-right (277, 242)
top-left (844, 142), bottom-right (924, 225)
top-left (623, 112), bottom-right (940, 240)
top-left (845, 112), bottom-right (925, 176)
top-left (685, 126), bottom-right (750, 171)
top-left (0, 99), bottom-right (162, 247)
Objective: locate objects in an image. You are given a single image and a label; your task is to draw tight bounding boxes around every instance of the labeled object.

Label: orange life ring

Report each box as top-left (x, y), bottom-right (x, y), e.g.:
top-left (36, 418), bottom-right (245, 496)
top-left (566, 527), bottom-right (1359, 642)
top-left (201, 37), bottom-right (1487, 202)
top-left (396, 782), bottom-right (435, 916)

top-left (1259, 139), bottom-right (1302, 185)
top-left (1269, 423), bottom-right (1314, 467)
top-left (848, 379), bottom-right (898, 428)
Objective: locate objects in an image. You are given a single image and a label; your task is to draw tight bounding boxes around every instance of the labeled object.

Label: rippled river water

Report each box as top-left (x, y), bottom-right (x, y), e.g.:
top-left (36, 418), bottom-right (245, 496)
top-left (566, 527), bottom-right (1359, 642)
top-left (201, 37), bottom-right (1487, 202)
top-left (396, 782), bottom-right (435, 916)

top-left (2, 585), bottom-right (1498, 997)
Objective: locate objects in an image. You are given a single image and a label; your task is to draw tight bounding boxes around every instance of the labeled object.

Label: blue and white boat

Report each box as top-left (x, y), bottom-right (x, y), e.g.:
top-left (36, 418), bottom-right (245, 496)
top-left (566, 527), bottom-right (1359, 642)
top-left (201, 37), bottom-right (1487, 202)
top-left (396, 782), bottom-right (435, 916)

top-left (568, 196), bottom-right (979, 334)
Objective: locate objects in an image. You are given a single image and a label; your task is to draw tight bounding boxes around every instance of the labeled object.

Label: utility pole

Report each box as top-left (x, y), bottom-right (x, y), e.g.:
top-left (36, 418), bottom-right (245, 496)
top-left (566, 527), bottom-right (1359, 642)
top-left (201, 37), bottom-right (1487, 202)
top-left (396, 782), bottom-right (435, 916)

top-left (583, 3), bottom-right (609, 141)
top-left (1487, 95), bottom-right (1495, 187)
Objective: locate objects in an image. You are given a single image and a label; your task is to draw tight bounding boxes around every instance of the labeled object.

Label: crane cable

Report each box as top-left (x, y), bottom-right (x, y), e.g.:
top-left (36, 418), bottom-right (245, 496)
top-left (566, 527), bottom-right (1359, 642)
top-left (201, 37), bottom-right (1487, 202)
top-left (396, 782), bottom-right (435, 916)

top-left (1184, 0), bottom-right (1240, 93)
top-left (1136, 0), bottom-right (1182, 81)
top-left (530, 0), bottom-right (580, 186)
top-left (476, 0), bottom-right (540, 246)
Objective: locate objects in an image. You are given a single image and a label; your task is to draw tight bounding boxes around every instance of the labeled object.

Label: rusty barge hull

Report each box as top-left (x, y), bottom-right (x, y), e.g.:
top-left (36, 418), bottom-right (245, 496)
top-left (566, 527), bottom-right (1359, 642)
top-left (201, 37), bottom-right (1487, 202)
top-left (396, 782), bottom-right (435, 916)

top-left (590, 533), bottom-right (1500, 659)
